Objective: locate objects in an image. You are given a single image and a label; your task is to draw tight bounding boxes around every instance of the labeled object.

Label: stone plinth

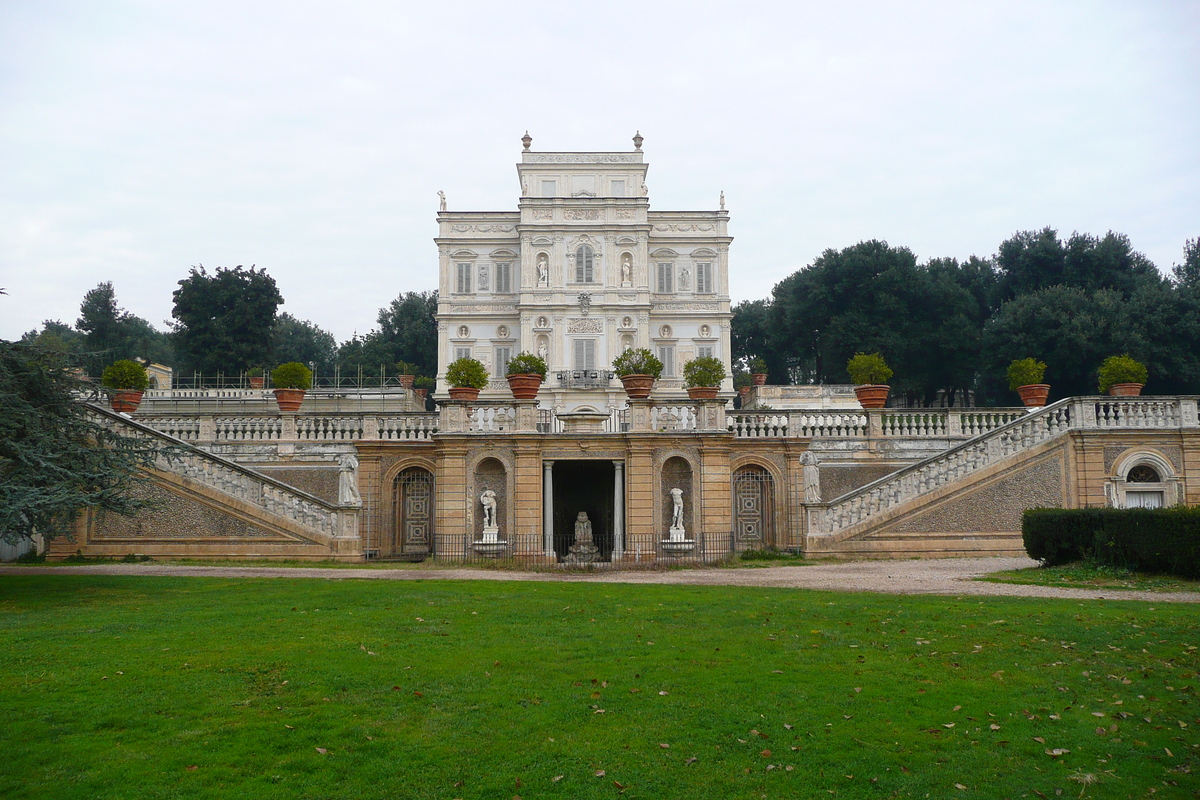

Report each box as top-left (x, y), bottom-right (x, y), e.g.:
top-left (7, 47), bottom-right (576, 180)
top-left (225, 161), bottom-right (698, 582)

top-left (557, 411), bottom-right (610, 434)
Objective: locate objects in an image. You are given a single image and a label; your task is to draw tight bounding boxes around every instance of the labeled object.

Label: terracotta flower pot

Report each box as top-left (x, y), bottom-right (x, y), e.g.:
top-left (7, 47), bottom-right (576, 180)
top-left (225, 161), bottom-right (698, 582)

top-left (397, 374), bottom-right (415, 389)
top-left (110, 390), bottom-right (143, 413)
top-left (1016, 384), bottom-right (1050, 408)
top-left (506, 373), bottom-right (543, 400)
top-left (273, 388), bottom-right (306, 412)
top-left (248, 376), bottom-right (265, 389)
top-left (1108, 383), bottom-right (1144, 397)
top-left (853, 384), bottom-right (890, 409)
top-left (738, 386), bottom-right (751, 397)
top-left (447, 386), bottom-right (481, 401)
top-left (414, 388), bottom-right (428, 400)
top-left (686, 386), bottom-right (719, 400)
top-left (619, 374), bottom-right (655, 400)
top-left (752, 373), bottom-right (767, 386)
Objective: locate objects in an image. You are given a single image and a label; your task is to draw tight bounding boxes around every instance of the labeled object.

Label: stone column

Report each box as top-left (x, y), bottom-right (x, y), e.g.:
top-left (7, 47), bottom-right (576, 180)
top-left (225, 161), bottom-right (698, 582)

top-left (543, 460), bottom-right (555, 556)
top-left (612, 460), bottom-right (625, 560)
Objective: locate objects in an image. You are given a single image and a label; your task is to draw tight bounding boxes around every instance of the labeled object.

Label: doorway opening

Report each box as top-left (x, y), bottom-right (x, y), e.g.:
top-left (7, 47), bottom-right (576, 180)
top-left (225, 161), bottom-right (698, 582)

top-left (553, 460), bottom-right (616, 561)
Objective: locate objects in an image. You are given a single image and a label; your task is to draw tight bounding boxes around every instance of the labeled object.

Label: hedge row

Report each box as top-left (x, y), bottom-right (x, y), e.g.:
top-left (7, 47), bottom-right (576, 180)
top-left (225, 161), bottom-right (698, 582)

top-left (1023, 506), bottom-right (1200, 579)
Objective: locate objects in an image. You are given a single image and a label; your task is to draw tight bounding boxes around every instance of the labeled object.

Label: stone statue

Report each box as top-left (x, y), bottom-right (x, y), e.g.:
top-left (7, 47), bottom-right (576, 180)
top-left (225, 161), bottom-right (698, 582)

top-left (679, 268), bottom-right (690, 291)
top-left (480, 488), bottom-right (497, 530)
top-left (801, 451), bottom-right (821, 503)
top-left (621, 254), bottom-right (632, 283)
top-left (478, 264), bottom-right (489, 290)
top-left (719, 190), bottom-right (725, 210)
top-left (578, 291), bottom-right (591, 315)
top-left (565, 511), bottom-right (599, 563)
top-left (537, 342), bottom-right (548, 361)
top-left (670, 487), bottom-right (684, 529)
top-left (574, 511), bottom-right (592, 545)
top-left (537, 254), bottom-right (549, 285)
top-left (338, 454), bottom-right (361, 506)
top-left (438, 190), bottom-right (447, 212)
top-left (523, 178), bottom-right (530, 196)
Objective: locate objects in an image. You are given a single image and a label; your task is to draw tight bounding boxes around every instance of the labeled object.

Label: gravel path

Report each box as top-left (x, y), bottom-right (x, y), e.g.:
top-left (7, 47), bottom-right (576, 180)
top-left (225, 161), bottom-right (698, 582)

top-left (5, 557), bottom-right (1199, 603)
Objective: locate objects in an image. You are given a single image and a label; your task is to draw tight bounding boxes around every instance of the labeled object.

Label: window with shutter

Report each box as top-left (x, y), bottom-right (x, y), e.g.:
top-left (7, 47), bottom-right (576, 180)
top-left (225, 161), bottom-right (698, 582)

top-left (575, 246), bottom-right (594, 283)
top-left (455, 347), bottom-right (472, 362)
top-left (696, 263), bottom-right (713, 294)
top-left (657, 263), bottom-right (673, 293)
top-left (495, 263), bottom-right (511, 293)
top-left (657, 345), bottom-right (675, 377)
top-left (456, 263), bottom-right (472, 294)
top-left (697, 345), bottom-right (714, 359)
top-left (495, 347), bottom-right (512, 376)
top-left (574, 339), bottom-right (597, 371)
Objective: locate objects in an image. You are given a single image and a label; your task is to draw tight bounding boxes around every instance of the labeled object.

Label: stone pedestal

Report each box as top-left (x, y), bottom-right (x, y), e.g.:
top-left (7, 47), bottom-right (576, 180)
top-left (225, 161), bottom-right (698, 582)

top-left (661, 524), bottom-right (695, 554)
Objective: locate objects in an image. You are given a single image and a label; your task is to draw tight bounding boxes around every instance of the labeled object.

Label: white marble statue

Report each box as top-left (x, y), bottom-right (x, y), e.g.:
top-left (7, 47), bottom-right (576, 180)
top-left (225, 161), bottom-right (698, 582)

top-left (338, 454), bottom-right (361, 505)
top-left (537, 253), bottom-right (549, 285)
top-left (670, 487), bottom-right (684, 530)
top-left (537, 342), bottom-right (548, 361)
top-left (801, 450), bottom-right (821, 503)
top-left (437, 190), bottom-right (447, 212)
top-left (621, 254), bottom-right (632, 283)
top-left (679, 268), bottom-right (690, 291)
top-left (480, 488), bottom-right (497, 530)
top-left (719, 190), bottom-right (725, 210)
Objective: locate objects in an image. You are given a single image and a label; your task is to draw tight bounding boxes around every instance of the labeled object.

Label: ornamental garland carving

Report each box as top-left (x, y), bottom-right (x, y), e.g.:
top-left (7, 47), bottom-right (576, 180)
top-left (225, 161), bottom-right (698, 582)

top-left (615, 209), bottom-right (635, 219)
top-left (531, 209), bottom-right (553, 220)
top-left (651, 223), bottom-right (717, 232)
top-left (526, 154), bottom-right (638, 163)
top-left (564, 209), bottom-right (601, 220)
top-left (446, 304), bottom-right (519, 313)
top-left (567, 318), bottom-right (604, 334)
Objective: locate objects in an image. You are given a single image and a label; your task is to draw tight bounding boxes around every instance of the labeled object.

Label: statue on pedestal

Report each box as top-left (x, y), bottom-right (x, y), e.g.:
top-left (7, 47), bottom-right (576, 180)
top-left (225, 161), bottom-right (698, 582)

top-left (337, 454), bottom-right (361, 506)
top-left (438, 190), bottom-right (447, 212)
top-left (565, 511), bottom-right (600, 563)
top-left (537, 253), bottom-right (549, 285)
top-left (801, 451), bottom-right (821, 503)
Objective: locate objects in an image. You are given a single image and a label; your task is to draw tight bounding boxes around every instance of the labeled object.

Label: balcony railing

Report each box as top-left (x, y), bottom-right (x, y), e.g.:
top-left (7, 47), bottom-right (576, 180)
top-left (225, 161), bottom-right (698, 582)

top-left (554, 370), bottom-right (615, 389)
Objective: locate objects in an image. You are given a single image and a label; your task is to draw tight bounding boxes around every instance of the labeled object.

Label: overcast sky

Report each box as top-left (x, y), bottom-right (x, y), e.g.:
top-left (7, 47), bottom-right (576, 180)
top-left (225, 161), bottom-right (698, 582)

top-left (2, 1), bottom-right (1197, 343)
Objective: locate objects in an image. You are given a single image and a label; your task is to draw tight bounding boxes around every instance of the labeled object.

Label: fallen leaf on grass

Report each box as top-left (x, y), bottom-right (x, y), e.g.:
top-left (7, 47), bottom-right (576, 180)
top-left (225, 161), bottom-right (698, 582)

top-left (315, 747), bottom-right (328, 755)
top-left (186, 765), bottom-right (198, 771)
top-left (614, 780), bottom-right (626, 789)
top-left (1033, 737), bottom-right (1046, 744)
top-left (595, 770), bottom-right (606, 777)
top-left (784, 724), bottom-right (793, 730)
top-left (659, 743), bottom-right (669, 749)
top-left (1044, 748), bottom-right (1070, 757)
top-left (552, 775), bottom-right (563, 782)
top-left (952, 705), bottom-right (962, 712)
top-left (284, 724), bottom-right (294, 729)
top-left (943, 724), bottom-right (955, 729)
top-left (760, 749), bottom-right (772, 758)
top-left (658, 691), bottom-right (669, 696)
top-left (955, 783), bottom-right (967, 790)
top-left (413, 691), bottom-right (423, 697)
top-left (685, 757), bottom-right (697, 765)
top-left (990, 724), bottom-right (1000, 731)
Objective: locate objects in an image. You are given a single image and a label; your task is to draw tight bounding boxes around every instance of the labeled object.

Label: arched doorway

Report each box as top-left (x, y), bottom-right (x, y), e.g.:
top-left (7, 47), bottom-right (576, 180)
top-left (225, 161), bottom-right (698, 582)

top-left (392, 467), bottom-right (435, 558)
top-left (732, 465), bottom-right (775, 549)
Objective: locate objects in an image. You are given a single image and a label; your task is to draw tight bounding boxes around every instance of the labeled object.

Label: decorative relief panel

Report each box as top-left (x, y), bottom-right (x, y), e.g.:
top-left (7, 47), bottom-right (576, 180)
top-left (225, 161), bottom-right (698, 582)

top-left (565, 209), bottom-right (601, 220)
top-left (567, 318), bottom-right (603, 334)
top-left (526, 154), bottom-right (638, 163)
top-left (652, 224), bottom-right (716, 232)
top-left (531, 209), bottom-right (553, 220)
top-left (446, 304), bottom-right (519, 313)
top-left (615, 210), bottom-right (635, 219)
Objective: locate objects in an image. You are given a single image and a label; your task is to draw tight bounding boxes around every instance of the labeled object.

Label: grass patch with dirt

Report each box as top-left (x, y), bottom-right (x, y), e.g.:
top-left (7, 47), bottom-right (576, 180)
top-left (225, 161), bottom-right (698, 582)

top-left (982, 561), bottom-right (1200, 594)
top-left (0, 575), bottom-right (1196, 799)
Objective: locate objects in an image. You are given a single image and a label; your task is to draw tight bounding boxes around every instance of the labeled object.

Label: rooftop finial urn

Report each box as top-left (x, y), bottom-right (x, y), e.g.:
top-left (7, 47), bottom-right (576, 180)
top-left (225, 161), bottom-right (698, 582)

top-left (633, 130), bottom-right (643, 150)
top-left (521, 131), bottom-right (532, 151)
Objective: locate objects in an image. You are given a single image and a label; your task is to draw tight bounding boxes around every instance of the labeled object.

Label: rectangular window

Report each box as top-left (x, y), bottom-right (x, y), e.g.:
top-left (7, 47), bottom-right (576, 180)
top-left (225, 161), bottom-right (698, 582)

top-left (495, 262), bottom-right (512, 293)
top-left (454, 346), bottom-right (471, 362)
top-left (494, 346), bottom-right (512, 376)
top-left (696, 262), bottom-right (713, 294)
top-left (611, 179), bottom-right (626, 197)
top-left (541, 180), bottom-right (556, 197)
top-left (574, 339), bottom-right (597, 371)
top-left (657, 345), bottom-right (675, 377)
top-left (455, 263), bottom-right (472, 294)
top-left (696, 345), bottom-right (714, 359)
top-left (656, 263), bottom-right (674, 293)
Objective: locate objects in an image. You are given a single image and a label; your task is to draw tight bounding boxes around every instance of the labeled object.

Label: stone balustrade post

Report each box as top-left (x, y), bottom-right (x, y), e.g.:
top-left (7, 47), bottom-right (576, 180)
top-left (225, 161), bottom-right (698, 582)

top-left (628, 399), bottom-right (654, 432)
top-left (696, 399), bottom-right (727, 431)
top-left (1179, 397), bottom-right (1199, 429)
top-left (437, 400), bottom-right (468, 433)
top-left (946, 409), bottom-right (963, 437)
top-left (280, 414), bottom-right (297, 441)
top-left (198, 415), bottom-right (216, 442)
top-left (514, 400), bottom-right (539, 432)
top-left (866, 409), bottom-right (884, 448)
top-left (1073, 398), bottom-right (1096, 429)
top-left (360, 414), bottom-right (379, 440)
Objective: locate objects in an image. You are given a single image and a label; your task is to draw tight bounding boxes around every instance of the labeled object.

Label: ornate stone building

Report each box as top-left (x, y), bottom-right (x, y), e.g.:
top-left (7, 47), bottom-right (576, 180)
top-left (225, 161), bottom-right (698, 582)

top-left (435, 133), bottom-right (733, 410)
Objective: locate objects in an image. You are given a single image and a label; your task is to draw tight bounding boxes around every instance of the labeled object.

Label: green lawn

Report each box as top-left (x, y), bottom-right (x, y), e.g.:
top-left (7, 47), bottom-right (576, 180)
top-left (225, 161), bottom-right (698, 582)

top-left (983, 562), bottom-right (1200, 594)
top-left (1, 576), bottom-right (1196, 799)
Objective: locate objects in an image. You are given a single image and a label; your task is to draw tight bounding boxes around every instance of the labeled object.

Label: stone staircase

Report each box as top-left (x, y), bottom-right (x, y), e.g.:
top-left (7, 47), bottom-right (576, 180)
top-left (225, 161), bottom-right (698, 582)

top-left (49, 404), bottom-right (362, 560)
top-left (804, 396), bottom-right (1196, 558)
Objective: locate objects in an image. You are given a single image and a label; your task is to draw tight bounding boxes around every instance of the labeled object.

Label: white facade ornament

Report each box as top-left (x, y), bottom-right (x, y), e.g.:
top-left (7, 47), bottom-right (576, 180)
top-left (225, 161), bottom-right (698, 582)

top-left (458, 325), bottom-right (469, 338)
top-left (438, 190), bottom-right (447, 212)
top-left (537, 342), bottom-right (548, 360)
top-left (338, 454), bottom-right (361, 506)
top-left (480, 489), bottom-right (497, 529)
top-left (800, 450), bottom-right (821, 503)
top-left (719, 190), bottom-right (725, 210)
top-left (478, 264), bottom-right (489, 290)
top-left (679, 268), bottom-right (690, 291)
top-left (537, 253), bottom-right (549, 285)
top-left (578, 292), bottom-right (591, 315)
top-left (621, 253), bottom-right (632, 283)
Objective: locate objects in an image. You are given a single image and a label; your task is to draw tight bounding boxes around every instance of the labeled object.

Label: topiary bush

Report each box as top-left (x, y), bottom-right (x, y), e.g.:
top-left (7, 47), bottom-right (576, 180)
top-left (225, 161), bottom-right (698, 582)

top-left (100, 360), bottom-right (149, 392)
top-left (749, 357), bottom-right (768, 375)
top-left (271, 362), bottom-right (313, 390)
top-left (612, 348), bottom-right (663, 379)
top-left (1006, 358), bottom-right (1047, 391)
top-left (1023, 506), bottom-right (1200, 579)
top-left (1097, 354), bottom-right (1148, 393)
top-left (683, 355), bottom-right (726, 388)
top-left (445, 357), bottom-right (489, 389)
top-left (846, 352), bottom-right (893, 385)
top-left (506, 352), bottom-right (548, 377)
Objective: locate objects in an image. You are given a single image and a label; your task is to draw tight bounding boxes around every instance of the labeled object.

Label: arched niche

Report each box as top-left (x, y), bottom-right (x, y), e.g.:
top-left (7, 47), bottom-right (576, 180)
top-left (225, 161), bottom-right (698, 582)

top-left (473, 457), bottom-right (508, 540)
top-left (660, 456), bottom-right (694, 537)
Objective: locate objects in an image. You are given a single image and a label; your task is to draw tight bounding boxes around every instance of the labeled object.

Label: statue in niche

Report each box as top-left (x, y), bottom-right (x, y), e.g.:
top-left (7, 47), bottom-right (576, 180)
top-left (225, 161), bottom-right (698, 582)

top-left (621, 253), bottom-right (632, 283)
top-left (575, 511), bottom-right (592, 545)
top-left (801, 451), bottom-right (821, 503)
top-left (478, 264), bottom-right (489, 291)
top-left (480, 489), bottom-right (498, 530)
top-left (338, 454), bottom-right (361, 506)
top-left (523, 178), bottom-right (530, 196)
top-left (670, 487), bottom-right (684, 530)
top-left (679, 268), bottom-right (690, 291)
top-left (537, 342), bottom-right (548, 361)
top-left (578, 292), bottom-right (591, 316)
top-left (565, 511), bottom-right (599, 563)
top-left (537, 253), bottom-right (549, 285)
top-left (438, 190), bottom-right (447, 212)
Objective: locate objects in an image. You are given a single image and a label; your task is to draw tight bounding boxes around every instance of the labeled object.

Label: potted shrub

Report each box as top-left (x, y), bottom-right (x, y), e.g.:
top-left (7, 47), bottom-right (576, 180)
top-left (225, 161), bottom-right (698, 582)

top-left (246, 366), bottom-right (265, 389)
top-left (749, 357), bottom-right (769, 386)
top-left (505, 352), bottom-right (548, 399)
top-left (101, 359), bottom-right (149, 413)
top-left (846, 352), bottom-right (893, 409)
top-left (612, 348), bottom-right (663, 399)
top-left (1098, 354), bottom-right (1148, 396)
top-left (734, 369), bottom-right (752, 398)
top-left (1007, 357), bottom-right (1049, 408)
top-left (395, 360), bottom-right (418, 389)
top-left (271, 362), bottom-right (312, 412)
top-left (683, 355), bottom-right (726, 400)
top-left (413, 375), bottom-right (434, 405)
top-left (445, 357), bottom-right (488, 401)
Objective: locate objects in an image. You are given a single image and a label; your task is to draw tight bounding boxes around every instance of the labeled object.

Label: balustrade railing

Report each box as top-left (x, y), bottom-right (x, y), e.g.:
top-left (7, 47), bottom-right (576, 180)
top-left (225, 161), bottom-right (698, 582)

top-left (651, 404), bottom-right (698, 431)
top-left (790, 411), bottom-right (867, 438)
top-left (213, 416), bottom-right (283, 441)
top-left (469, 405), bottom-right (516, 432)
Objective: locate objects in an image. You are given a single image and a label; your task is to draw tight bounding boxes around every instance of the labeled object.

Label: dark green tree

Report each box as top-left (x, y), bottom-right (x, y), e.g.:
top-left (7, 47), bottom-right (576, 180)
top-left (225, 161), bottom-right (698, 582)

top-left (20, 320), bottom-right (85, 354)
top-left (996, 228), bottom-right (1161, 302)
top-left (271, 313), bottom-right (338, 374)
top-left (170, 265), bottom-right (283, 376)
top-left (337, 291), bottom-right (438, 379)
top-left (1172, 237), bottom-right (1200, 288)
top-left (731, 299), bottom-right (779, 374)
top-left (0, 340), bottom-right (164, 542)
top-left (73, 282), bottom-right (173, 370)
